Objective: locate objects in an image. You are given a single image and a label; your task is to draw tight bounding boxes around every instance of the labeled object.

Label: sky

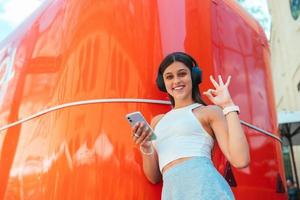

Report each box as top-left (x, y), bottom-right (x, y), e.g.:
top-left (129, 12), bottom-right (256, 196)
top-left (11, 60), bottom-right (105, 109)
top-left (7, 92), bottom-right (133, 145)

top-left (0, 0), bottom-right (44, 42)
top-left (237, 0), bottom-right (271, 39)
top-left (0, 0), bottom-right (271, 43)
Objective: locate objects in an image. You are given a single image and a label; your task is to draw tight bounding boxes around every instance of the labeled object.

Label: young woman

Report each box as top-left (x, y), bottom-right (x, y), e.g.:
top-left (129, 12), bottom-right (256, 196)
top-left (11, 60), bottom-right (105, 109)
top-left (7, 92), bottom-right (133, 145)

top-left (131, 52), bottom-right (250, 200)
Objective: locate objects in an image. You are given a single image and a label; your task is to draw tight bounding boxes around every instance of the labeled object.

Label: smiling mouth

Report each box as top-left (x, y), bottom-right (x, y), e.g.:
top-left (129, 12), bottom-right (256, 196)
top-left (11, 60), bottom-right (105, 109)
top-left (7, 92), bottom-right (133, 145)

top-left (172, 85), bottom-right (185, 91)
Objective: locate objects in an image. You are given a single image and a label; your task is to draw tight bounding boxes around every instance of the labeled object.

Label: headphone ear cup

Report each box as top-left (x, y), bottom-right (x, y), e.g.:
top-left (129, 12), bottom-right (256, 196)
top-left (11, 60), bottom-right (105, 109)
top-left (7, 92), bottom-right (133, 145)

top-left (192, 66), bottom-right (202, 85)
top-left (156, 73), bottom-right (167, 92)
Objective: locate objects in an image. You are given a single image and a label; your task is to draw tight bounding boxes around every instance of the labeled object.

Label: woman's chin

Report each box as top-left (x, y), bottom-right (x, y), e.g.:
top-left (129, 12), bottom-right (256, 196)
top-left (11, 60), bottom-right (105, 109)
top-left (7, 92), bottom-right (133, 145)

top-left (173, 93), bottom-right (189, 101)
top-left (167, 90), bottom-right (191, 101)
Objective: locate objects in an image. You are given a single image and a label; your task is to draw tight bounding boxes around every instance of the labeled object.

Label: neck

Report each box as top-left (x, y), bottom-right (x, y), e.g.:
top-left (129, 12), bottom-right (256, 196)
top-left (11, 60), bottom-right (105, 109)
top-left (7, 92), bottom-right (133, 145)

top-left (173, 99), bottom-right (195, 109)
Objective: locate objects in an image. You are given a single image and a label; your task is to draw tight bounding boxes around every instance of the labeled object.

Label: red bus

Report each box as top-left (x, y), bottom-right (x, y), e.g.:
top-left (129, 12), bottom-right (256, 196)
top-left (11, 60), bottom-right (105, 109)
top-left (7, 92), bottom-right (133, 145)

top-left (0, 0), bottom-right (287, 199)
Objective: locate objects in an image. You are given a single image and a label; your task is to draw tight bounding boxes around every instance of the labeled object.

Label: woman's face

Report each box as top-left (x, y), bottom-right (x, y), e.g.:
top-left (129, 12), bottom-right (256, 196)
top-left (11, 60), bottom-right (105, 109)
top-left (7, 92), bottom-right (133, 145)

top-left (163, 61), bottom-right (193, 102)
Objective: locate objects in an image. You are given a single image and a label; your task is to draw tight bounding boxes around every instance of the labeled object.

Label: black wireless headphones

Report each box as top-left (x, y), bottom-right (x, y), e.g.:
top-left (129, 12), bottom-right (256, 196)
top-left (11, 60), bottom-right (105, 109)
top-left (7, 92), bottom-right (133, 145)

top-left (156, 52), bottom-right (202, 92)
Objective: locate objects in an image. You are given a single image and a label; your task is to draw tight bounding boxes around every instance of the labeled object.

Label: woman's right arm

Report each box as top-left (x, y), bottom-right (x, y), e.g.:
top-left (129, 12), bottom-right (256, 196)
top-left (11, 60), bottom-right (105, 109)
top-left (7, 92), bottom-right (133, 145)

top-left (132, 115), bottom-right (163, 184)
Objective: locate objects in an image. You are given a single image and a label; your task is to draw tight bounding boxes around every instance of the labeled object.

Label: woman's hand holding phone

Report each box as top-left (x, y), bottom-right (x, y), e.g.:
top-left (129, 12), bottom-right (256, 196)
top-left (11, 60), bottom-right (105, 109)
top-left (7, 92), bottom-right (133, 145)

top-left (132, 122), bottom-right (153, 145)
top-left (131, 122), bottom-right (154, 154)
top-left (126, 111), bottom-right (156, 155)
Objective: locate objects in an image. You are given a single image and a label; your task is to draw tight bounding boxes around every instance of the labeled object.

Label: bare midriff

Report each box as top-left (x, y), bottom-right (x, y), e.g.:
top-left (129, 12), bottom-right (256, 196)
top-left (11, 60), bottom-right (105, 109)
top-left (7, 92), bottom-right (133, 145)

top-left (162, 157), bottom-right (194, 174)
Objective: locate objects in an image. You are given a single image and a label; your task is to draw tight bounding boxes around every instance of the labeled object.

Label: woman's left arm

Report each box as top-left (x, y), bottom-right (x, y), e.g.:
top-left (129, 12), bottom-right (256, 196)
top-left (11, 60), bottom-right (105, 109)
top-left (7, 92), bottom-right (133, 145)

top-left (203, 75), bottom-right (250, 168)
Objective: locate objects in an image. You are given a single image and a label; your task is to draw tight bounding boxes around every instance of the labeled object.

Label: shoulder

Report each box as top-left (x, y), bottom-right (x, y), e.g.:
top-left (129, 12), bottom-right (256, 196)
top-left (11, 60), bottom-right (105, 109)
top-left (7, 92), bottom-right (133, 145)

top-left (194, 105), bottom-right (224, 121)
top-left (151, 114), bottom-right (165, 128)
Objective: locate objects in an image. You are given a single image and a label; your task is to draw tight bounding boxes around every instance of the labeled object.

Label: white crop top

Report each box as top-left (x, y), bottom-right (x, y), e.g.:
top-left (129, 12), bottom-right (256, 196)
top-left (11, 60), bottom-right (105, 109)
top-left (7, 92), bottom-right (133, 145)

top-left (153, 103), bottom-right (214, 172)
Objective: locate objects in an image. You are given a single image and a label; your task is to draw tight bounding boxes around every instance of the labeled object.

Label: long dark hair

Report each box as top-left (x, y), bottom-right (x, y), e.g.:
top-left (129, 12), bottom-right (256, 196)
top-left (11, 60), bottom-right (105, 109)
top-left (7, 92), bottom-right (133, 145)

top-left (157, 52), bottom-right (206, 107)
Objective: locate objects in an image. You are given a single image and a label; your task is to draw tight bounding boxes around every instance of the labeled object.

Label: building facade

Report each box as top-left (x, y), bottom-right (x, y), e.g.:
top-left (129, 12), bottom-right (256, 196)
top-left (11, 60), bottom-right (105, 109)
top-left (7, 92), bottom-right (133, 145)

top-left (268, 0), bottom-right (300, 189)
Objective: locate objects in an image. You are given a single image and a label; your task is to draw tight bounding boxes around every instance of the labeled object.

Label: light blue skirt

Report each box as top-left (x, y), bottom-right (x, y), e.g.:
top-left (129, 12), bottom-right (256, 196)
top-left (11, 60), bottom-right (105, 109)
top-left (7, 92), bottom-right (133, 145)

top-left (162, 157), bottom-right (235, 200)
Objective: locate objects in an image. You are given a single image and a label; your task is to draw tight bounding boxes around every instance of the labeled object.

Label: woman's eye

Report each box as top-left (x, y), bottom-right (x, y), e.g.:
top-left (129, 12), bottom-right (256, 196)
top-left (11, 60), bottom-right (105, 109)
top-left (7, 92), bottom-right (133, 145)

top-left (166, 75), bottom-right (173, 80)
top-left (178, 72), bottom-right (187, 77)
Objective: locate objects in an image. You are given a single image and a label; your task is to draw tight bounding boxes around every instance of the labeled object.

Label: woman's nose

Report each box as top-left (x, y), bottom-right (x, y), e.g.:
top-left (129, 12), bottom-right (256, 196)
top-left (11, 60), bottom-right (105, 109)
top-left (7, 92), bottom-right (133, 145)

top-left (173, 75), bottom-right (181, 83)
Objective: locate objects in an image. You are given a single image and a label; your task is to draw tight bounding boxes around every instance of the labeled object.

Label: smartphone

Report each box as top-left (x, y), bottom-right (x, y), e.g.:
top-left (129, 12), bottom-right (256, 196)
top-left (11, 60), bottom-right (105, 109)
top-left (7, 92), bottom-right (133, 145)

top-left (125, 111), bottom-right (157, 140)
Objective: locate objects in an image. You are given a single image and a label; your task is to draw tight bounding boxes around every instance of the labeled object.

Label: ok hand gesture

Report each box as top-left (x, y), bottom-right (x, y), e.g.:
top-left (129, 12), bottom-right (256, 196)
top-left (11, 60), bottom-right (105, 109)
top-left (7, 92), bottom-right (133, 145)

top-left (203, 75), bottom-right (234, 108)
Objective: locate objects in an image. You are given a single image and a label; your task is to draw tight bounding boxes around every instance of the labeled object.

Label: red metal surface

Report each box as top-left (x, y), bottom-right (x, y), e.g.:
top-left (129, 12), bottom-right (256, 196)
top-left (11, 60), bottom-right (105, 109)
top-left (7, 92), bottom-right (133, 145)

top-left (0, 0), bottom-right (287, 199)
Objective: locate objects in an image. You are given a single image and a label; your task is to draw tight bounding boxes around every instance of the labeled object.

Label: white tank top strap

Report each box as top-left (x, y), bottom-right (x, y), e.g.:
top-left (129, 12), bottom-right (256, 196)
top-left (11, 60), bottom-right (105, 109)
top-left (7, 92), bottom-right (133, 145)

top-left (188, 103), bottom-right (203, 111)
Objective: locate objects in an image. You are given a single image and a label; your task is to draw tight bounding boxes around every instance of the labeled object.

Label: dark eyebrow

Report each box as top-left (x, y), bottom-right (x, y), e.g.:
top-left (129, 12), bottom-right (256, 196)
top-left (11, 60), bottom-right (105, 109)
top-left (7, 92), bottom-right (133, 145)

top-left (164, 68), bottom-right (188, 76)
top-left (164, 72), bottom-right (173, 76)
top-left (177, 69), bottom-right (188, 73)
